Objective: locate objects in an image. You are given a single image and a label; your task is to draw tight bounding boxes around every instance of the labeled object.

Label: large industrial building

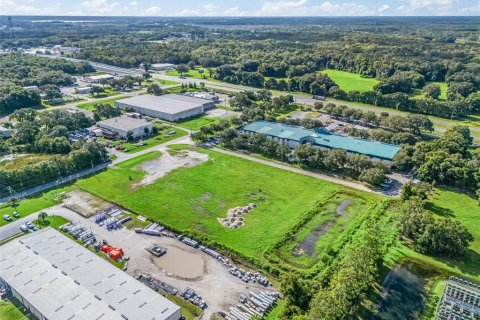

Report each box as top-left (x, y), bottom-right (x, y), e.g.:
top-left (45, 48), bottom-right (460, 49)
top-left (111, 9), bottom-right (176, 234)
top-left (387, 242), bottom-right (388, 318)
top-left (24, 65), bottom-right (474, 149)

top-left (0, 227), bottom-right (181, 320)
top-left (97, 116), bottom-right (154, 138)
top-left (241, 121), bottom-right (401, 162)
top-left (115, 94), bottom-right (216, 121)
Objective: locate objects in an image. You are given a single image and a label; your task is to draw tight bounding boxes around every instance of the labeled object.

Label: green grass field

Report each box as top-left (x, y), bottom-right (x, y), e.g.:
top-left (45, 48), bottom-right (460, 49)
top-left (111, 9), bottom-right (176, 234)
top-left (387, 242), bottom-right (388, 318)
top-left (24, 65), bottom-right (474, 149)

top-left (0, 300), bottom-right (28, 320)
top-left (77, 145), bottom-right (380, 260)
top-left (321, 69), bottom-right (379, 92)
top-left (153, 78), bottom-right (180, 86)
top-left (0, 186), bottom-right (74, 227)
top-left (77, 96), bottom-right (126, 111)
top-left (165, 67), bottom-right (213, 81)
top-left (118, 128), bottom-right (188, 153)
top-left (175, 115), bottom-right (221, 131)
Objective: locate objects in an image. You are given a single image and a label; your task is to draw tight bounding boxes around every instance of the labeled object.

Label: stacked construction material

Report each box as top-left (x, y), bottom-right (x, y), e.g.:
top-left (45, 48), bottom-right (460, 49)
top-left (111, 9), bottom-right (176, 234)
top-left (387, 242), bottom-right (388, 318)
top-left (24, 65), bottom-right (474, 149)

top-left (181, 236), bottom-right (199, 248)
top-left (219, 291), bottom-right (280, 320)
top-left (100, 244), bottom-right (124, 260)
top-left (135, 273), bottom-right (178, 295)
top-left (95, 213), bottom-right (106, 223)
top-left (180, 288), bottom-right (207, 309)
top-left (227, 267), bottom-right (270, 287)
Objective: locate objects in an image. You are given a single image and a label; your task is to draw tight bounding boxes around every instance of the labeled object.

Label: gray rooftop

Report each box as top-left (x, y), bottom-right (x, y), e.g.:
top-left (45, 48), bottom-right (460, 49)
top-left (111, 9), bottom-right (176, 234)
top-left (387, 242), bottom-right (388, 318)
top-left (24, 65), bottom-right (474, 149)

top-left (97, 116), bottom-right (151, 131)
top-left (116, 94), bottom-right (211, 114)
top-left (0, 227), bottom-right (180, 320)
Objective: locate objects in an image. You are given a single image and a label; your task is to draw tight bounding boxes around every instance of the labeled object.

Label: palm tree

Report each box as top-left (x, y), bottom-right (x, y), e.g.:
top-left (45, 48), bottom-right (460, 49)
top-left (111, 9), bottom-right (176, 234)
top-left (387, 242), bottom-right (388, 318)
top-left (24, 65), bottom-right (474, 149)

top-left (38, 211), bottom-right (48, 222)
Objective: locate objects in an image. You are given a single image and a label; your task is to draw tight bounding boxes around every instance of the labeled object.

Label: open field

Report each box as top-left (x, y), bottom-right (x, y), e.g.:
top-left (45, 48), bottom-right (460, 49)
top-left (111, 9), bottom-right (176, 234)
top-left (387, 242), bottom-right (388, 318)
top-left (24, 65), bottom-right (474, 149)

top-left (175, 115), bottom-right (222, 131)
top-left (165, 67), bottom-right (214, 81)
top-left (77, 96), bottom-right (126, 111)
top-left (118, 127), bottom-right (188, 153)
top-left (0, 154), bottom-right (53, 171)
top-left (153, 78), bottom-right (180, 86)
top-left (77, 145), bottom-right (386, 261)
top-left (321, 69), bottom-right (379, 92)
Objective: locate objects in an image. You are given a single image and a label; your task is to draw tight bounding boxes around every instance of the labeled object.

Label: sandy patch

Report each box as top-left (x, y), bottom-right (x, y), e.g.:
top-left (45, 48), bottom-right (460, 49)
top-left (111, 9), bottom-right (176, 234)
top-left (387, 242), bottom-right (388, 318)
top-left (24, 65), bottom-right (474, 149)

top-left (152, 244), bottom-right (206, 280)
top-left (62, 190), bottom-right (110, 218)
top-left (132, 149), bottom-right (208, 187)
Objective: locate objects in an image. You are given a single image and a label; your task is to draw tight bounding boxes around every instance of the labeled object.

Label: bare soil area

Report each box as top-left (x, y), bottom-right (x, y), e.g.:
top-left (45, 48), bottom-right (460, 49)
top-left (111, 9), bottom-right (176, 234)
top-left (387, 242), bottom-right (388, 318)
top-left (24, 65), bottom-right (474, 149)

top-left (62, 189), bottom-right (110, 217)
top-left (133, 149), bottom-right (208, 187)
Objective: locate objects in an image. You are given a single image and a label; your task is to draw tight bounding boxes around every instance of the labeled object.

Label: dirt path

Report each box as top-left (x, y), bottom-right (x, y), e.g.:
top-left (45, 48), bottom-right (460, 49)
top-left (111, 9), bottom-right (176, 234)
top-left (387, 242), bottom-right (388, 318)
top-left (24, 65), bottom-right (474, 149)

top-left (335, 199), bottom-right (352, 217)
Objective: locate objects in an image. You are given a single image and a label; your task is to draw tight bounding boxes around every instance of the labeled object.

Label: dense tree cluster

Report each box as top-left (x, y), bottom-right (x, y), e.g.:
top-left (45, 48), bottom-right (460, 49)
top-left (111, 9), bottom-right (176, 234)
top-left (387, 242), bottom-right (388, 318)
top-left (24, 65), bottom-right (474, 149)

top-left (398, 195), bottom-right (473, 257)
top-left (92, 103), bottom-right (121, 121)
top-left (394, 126), bottom-right (480, 193)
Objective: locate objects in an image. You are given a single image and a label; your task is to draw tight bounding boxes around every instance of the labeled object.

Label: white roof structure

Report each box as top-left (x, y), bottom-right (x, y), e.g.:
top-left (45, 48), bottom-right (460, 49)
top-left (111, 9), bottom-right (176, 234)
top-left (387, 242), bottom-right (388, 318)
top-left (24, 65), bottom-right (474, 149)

top-left (97, 116), bottom-right (152, 132)
top-left (0, 227), bottom-right (180, 320)
top-left (116, 94), bottom-right (211, 114)
top-left (88, 74), bottom-right (114, 81)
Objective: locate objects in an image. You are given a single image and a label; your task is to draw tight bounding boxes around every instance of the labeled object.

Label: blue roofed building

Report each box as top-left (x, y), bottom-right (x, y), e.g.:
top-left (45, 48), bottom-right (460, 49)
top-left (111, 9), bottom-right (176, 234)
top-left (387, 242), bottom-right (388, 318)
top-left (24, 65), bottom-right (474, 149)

top-left (240, 121), bottom-right (401, 163)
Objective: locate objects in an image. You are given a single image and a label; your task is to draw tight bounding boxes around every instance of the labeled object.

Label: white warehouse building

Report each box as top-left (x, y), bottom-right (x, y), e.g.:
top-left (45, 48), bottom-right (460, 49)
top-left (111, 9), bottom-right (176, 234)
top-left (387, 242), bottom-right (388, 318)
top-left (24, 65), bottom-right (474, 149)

top-left (97, 116), bottom-right (154, 138)
top-left (0, 227), bottom-right (181, 320)
top-left (115, 94), bottom-right (216, 122)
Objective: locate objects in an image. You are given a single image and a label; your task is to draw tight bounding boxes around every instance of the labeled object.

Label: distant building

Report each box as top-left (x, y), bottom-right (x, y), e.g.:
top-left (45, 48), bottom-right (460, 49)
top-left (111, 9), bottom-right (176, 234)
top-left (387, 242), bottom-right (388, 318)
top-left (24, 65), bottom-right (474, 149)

top-left (52, 45), bottom-right (80, 54)
top-left (241, 121), bottom-right (401, 162)
top-left (86, 74), bottom-right (114, 83)
top-left (115, 94), bottom-right (215, 121)
top-left (0, 227), bottom-right (181, 320)
top-left (149, 63), bottom-right (176, 71)
top-left (74, 86), bottom-right (92, 94)
top-left (0, 126), bottom-right (11, 138)
top-left (437, 277), bottom-right (480, 320)
top-left (184, 91), bottom-right (220, 102)
top-left (97, 116), bottom-right (153, 138)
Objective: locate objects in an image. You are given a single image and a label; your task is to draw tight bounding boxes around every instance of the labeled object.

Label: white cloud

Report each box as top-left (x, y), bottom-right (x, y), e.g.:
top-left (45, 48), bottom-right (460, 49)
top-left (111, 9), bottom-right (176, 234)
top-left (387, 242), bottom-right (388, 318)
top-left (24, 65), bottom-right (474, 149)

top-left (144, 6), bottom-right (161, 15)
top-left (129, 1), bottom-right (138, 6)
top-left (408, 0), bottom-right (458, 9)
top-left (78, 0), bottom-right (120, 15)
top-left (378, 4), bottom-right (390, 14)
top-left (1, 0), bottom-right (63, 15)
top-left (259, 0), bottom-right (308, 15)
top-left (223, 6), bottom-right (248, 16)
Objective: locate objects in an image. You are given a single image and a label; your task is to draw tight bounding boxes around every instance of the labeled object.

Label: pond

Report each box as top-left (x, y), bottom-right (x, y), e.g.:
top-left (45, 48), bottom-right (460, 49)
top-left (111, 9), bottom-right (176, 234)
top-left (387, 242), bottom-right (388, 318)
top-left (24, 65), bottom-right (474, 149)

top-left (367, 261), bottom-right (437, 320)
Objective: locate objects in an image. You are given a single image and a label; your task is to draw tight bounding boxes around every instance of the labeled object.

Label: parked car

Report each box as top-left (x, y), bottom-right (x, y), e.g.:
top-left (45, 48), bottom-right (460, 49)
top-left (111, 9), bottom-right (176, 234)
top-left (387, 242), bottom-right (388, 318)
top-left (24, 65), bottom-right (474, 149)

top-left (3, 214), bottom-right (12, 221)
top-left (13, 211), bottom-right (20, 218)
top-left (19, 225), bottom-right (28, 232)
top-left (26, 221), bottom-right (34, 229)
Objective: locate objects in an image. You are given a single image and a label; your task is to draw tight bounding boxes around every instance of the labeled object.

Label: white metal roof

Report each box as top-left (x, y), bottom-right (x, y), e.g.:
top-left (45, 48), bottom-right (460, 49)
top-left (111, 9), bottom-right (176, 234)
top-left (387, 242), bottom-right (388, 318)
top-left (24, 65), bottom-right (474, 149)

top-left (115, 94), bottom-right (212, 115)
top-left (97, 116), bottom-right (152, 132)
top-left (0, 227), bottom-right (180, 320)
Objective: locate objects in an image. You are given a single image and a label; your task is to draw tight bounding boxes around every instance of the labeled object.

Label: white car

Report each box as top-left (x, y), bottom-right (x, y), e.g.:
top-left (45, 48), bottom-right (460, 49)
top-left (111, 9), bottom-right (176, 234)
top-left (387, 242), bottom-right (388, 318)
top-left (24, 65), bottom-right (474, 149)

top-left (26, 221), bottom-right (34, 229)
top-left (13, 211), bottom-right (20, 218)
top-left (3, 214), bottom-right (12, 221)
top-left (19, 225), bottom-right (28, 232)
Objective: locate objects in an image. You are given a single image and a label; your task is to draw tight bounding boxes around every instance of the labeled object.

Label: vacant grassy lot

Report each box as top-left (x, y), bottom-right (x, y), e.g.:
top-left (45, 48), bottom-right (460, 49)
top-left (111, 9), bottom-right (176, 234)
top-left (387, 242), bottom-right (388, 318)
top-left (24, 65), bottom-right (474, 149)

top-left (77, 145), bottom-right (385, 260)
top-left (166, 67), bottom-right (213, 80)
top-left (175, 115), bottom-right (221, 131)
top-left (77, 96), bottom-right (125, 111)
top-left (322, 69), bottom-right (379, 92)
top-left (118, 128), bottom-right (188, 153)
top-left (0, 154), bottom-right (52, 171)
top-left (153, 78), bottom-right (179, 86)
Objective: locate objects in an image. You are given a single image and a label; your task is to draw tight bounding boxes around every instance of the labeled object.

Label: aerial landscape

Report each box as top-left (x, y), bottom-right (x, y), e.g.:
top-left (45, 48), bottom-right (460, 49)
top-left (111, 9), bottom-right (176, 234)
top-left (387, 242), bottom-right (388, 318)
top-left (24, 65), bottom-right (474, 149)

top-left (0, 2), bottom-right (479, 320)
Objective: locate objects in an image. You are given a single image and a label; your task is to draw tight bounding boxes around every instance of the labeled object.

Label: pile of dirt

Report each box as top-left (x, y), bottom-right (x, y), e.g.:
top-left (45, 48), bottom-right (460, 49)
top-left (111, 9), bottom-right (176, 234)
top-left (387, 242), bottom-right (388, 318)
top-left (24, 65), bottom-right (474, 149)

top-left (218, 203), bottom-right (256, 229)
top-left (132, 149), bottom-right (208, 187)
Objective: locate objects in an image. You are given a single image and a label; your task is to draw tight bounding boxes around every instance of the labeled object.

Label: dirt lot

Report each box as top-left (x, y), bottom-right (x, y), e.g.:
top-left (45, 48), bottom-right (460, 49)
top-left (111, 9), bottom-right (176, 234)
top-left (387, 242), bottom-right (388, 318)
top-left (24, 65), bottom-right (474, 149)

top-left (46, 200), bottom-right (269, 319)
top-left (133, 148), bottom-right (208, 187)
top-left (62, 189), bottom-right (110, 217)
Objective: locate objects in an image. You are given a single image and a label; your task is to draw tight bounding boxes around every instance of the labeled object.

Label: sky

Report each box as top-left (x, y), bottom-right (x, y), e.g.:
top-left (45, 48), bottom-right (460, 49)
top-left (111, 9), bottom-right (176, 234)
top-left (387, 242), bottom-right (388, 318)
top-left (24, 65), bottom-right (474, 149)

top-left (1, 0), bottom-right (479, 16)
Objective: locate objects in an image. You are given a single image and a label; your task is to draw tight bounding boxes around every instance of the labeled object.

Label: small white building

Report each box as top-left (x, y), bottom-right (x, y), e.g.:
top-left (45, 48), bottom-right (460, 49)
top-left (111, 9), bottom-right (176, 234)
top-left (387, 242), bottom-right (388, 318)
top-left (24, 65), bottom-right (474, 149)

top-left (86, 74), bottom-right (114, 83)
top-left (22, 85), bottom-right (39, 91)
top-left (150, 63), bottom-right (176, 71)
top-left (0, 126), bottom-right (11, 138)
top-left (97, 116), bottom-right (154, 138)
top-left (52, 45), bottom-right (80, 54)
top-left (74, 86), bottom-right (92, 94)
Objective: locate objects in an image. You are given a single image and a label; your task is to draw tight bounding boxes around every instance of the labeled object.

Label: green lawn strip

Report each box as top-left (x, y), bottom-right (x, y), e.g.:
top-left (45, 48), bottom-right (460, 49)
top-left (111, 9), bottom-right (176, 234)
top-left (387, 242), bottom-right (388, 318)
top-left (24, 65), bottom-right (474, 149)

top-left (153, 78), bottom-right (180, 86)
top-left (119, 128), bottom-right (188, 154)
top-left (77, 96), bottom-right (126, 111)
top-left (0, 185), bottom-right (75, 227)
top-left (175, 115), bottom-right (221, 131)
top-left (264, 299), bottom-right (285, 320)
top-left (166, 294), bottom-right (202, 320)
top-left (0, 299), bottom-right (29, 320)
top-left (76, 144), bottom-right (387, 263)
top-left (321, 69), bottom-right (379, 92)
top-left (165, 67), bottom-right (216, 81)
